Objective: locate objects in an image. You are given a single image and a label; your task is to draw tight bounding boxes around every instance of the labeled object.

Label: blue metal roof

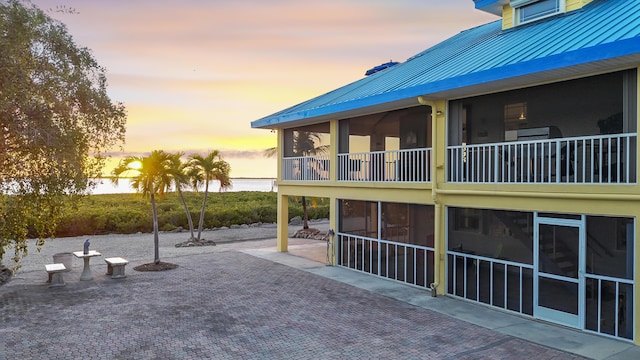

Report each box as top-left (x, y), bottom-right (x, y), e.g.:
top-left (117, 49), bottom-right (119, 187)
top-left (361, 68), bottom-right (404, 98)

top-left (252, 0), bottom-right (640, 129)
top-left (473, 0), bottom-right (509, 16)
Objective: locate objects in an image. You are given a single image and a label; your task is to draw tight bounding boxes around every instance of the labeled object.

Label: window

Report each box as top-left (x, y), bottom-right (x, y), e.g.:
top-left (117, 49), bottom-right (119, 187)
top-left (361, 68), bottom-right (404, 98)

top-left (504, 102), bottom-right (527, 131)
top-left (453, 208), bottom-right (482, 233)
top-left (513, 0), bottom-right (563, 25)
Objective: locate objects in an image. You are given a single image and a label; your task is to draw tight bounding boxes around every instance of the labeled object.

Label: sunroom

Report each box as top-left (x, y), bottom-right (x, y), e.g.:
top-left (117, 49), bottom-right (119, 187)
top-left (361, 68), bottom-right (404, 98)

top-left (448, 69), bottom-right (638, 185)
top-left (281, 105), bottom-right (433, 183)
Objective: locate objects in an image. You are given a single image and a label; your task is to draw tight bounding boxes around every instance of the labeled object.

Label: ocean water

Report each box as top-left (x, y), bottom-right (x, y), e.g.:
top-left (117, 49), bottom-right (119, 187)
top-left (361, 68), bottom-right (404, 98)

top-left (91, 178), bottom-right (277, 195)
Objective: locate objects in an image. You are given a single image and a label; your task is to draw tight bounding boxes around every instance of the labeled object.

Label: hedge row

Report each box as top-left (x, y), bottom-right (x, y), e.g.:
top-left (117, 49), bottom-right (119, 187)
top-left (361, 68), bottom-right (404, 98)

top-left (54, 192), bottom-right (329, 238)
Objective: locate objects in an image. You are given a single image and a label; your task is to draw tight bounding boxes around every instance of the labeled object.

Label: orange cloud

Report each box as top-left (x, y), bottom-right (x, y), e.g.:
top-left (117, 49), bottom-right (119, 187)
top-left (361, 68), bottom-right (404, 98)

top-left (35, 0), bottom-right (497, 178)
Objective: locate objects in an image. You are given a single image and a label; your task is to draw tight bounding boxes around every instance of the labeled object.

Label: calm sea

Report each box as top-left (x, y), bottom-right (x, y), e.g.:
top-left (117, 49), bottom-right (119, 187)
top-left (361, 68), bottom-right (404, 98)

top-left (91, 178), bottom-right (277, 195)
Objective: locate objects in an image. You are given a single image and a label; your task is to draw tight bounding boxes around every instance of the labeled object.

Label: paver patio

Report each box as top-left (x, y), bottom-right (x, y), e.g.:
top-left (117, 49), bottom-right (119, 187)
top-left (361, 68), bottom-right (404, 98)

top-left (1, 246), bottom-right (586, 359)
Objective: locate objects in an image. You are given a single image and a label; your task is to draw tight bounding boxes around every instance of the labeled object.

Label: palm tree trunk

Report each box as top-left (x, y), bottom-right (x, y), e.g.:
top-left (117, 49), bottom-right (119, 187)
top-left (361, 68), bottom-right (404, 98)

top-left (177, 187), bottom-right (196, 240)
top-left (302, 196), bottom-right (309, 229)
top-left (197, 178), bottom-right (210, 240)
top-left (151, 194), bottom-right (160, 264)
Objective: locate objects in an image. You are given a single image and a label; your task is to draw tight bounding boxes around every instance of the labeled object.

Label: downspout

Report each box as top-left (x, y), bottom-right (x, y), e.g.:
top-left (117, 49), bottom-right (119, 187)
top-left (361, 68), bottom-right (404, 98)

top-left (418, 96), bottom-right (442, 296)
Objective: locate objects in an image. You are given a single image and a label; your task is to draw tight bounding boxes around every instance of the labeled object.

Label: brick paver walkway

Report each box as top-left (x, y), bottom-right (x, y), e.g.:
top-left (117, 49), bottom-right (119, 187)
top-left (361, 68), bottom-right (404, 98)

top-left (1, 247), bottom-right (584, 359)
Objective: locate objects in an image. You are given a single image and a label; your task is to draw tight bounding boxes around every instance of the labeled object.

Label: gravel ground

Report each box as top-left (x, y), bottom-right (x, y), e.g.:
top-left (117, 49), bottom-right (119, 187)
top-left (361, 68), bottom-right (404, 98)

top-left (2, 219), bottom-right (330, 278)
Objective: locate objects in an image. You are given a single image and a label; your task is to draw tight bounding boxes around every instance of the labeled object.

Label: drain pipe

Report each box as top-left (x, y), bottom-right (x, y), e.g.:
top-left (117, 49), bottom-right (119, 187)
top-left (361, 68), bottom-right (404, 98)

top-left (418, 96), bottom-right (441, 297)
top-left (326, 229), bottom-right (335, 266)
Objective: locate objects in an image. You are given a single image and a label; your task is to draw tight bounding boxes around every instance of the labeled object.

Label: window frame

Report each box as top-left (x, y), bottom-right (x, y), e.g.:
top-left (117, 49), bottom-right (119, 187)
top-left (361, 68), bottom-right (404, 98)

top-left (512, 0), bottom-right (565, 26)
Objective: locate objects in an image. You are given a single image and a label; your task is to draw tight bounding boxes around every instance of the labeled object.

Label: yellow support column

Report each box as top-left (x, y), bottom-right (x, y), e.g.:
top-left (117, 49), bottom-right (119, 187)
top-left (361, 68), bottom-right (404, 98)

top-left (328, 119), bottom-right (339, 265)
top-left (433, 100), bottom-right (447, 296)
top-left (275, 128), bottom-right (289, 252)
top-left (277, 193), bottom-right (289, 252)
top-left (418, 97), bottom-right (447, 295)
top-left (633, 220), bottom-right (640, 345)
top-left (330, 119), bottom-right (338, 183)
top-left (634, 66), bottom-right (640, 346)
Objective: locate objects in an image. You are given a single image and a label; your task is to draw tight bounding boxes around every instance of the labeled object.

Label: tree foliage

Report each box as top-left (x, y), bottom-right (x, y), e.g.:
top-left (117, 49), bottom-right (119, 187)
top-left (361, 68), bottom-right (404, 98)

top-left (111, 150), bottom-right (175, 264)
top-left (186, 150), bottom-right (231, 240)
top-left (167, 151), bottom-right (197, 241)
top-left (0, 0), bottom-right (127, 264)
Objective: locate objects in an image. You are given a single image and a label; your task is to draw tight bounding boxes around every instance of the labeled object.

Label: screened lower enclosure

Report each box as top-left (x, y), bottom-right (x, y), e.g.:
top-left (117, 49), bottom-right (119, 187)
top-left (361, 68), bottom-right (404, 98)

top-left (447, 208), bottom-right (635, 341)
top-left (337, 200), bottom-right (435, 289)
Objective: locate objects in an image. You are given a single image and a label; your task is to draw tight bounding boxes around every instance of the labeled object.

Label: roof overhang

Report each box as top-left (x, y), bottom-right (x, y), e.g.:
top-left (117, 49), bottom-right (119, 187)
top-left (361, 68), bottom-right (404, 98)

top-left (473, 0), bottom-right (509, 16)
top-left (252, 36), bottom-right (640, 129)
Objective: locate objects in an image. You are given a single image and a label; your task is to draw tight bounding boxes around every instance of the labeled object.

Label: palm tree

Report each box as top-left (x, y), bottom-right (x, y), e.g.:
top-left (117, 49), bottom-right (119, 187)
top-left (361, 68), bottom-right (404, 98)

top-left (167, 152), bottom-right (197, 241)
top-left (111, 150), bottom-right (174, 264)
top-left (187, 150), bottom-right (231, 240)
top-left (265, 130), bottom-right (328, 229)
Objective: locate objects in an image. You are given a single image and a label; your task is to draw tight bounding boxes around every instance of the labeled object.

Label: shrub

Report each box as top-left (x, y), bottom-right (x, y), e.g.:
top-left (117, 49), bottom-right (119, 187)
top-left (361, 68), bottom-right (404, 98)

top-left (53, 191), bottom-right (328, 238)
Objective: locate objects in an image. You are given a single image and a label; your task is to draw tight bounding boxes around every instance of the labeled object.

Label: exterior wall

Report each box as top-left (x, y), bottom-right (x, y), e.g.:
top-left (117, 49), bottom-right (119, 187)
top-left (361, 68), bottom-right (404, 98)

top-left (273, 67), bottom-right (640, 343)
top-left (438, 65), bottom-right (640, 343)
top-left (502, 4), bottom-right (514, 30)
top-left (502, 0), bottom-right (594, 30)
top-left (566, 0), bottom-right (593, 11)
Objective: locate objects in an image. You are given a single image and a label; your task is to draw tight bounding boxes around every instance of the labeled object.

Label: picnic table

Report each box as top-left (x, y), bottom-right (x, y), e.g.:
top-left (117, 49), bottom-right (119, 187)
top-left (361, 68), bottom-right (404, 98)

top-left (72, 250), bottom-right (102, 281)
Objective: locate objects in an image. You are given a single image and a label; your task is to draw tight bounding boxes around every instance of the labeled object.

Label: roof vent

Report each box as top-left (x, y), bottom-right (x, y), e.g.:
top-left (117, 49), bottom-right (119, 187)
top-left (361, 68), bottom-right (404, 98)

top-left (365, 61), bottom-right (400, 76)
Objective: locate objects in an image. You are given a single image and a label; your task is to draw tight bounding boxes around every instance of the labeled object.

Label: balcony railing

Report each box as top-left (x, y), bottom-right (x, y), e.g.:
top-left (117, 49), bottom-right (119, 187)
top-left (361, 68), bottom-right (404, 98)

top-left (282, 155), bottom-right (330, 181)
top-left (337, 148), bottom-right (432, 182)
top-left (281, 134), bottom-right (636, 185)
top-left (447, 133), bottom-right (637, 184)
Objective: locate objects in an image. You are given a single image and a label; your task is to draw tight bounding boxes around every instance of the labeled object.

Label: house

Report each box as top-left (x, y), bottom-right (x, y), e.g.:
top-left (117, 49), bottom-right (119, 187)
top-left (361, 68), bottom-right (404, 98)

top-left (251, 0), bottom-right (640, 343)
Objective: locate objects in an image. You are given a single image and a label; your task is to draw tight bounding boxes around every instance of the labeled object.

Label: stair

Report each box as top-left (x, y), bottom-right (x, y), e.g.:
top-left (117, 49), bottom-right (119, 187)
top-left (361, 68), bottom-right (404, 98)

top-left (539, 227), bottom-right (578, 278)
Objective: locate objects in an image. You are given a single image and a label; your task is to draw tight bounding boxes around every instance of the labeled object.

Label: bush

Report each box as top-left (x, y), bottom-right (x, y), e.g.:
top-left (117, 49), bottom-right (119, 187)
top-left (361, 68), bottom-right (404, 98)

top-left (53, 192), bottom-right (328, 237)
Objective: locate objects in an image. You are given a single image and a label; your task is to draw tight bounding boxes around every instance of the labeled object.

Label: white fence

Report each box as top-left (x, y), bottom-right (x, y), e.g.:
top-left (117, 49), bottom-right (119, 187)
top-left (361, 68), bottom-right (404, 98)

top-left (448, 133), bottom-right (636, 184)
top-left (282, 155), bottom-right (330, 181)
top-left (337, 148), bottom-right (432, 182)
top-left (281, 134), bottom-right (637, 185)
top-left (338, 233), bottom-right (435, 289)
top-left (448, 251), bottom-right (535, 316)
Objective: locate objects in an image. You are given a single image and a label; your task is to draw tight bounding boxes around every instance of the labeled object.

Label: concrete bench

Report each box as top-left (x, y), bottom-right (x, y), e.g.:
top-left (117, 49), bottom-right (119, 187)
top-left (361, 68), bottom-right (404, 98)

top-left (45, 263), bottom-right (66, 287)
top-left (105, 257), bottom-right (129, 279)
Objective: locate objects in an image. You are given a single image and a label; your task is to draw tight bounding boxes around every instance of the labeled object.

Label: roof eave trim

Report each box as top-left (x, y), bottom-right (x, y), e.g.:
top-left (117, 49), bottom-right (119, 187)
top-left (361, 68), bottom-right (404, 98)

top-left (251, 36), bottom-right (640, 129)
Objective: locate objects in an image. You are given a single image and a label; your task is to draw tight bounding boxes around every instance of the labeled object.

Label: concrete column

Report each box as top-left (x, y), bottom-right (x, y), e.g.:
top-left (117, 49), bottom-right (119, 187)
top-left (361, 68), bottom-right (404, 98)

top-left (627, 66), bottom-right (640, 345)
top-left (329, 119), bottom-right (339, 265)
top-left (277, 193), bottom-right (289, 252)
top-left (634, 201), bottom-right (640, 345)
top-left (330, 119), bottom-right (338, 182)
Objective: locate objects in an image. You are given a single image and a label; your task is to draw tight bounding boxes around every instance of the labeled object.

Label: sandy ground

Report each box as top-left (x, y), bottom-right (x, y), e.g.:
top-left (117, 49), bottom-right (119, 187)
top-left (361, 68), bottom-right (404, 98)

top-left (3, 219), bottom-right (330, 280)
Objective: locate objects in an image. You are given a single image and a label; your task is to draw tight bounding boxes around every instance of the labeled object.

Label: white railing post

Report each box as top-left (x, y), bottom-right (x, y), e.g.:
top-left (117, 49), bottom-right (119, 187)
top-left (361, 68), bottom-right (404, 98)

top-left (446, 133), bottom-right (636, 185)
top-left (335, 148), bottom-right (432, 183)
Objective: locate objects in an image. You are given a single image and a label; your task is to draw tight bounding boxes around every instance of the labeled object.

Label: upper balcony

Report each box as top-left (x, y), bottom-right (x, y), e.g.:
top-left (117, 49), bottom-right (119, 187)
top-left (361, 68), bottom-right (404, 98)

top-left (281, 132), bottom-right (636, 185)
top-left (279, 70), bottom-right (638, 187)
top-left (337, 148), bottom-right (431, 182)
top-left (281, 147), bottom-right (432, 183)
top-left (448, 133), bottom-right (637, 184)
top-left (281, 107), bottom-right (433, 183)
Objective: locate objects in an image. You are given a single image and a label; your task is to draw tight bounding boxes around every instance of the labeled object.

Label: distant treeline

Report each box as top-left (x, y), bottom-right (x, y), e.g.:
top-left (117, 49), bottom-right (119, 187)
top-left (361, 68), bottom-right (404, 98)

top-left (52, 192), bottom-right (329, 238)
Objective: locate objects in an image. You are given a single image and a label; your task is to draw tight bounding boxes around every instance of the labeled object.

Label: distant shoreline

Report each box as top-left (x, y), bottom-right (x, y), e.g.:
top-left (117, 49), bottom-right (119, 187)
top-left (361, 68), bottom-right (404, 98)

top-left (91, 178), bottom-right (277, 195)
top-left (98, 176), bottom-right (276, 180)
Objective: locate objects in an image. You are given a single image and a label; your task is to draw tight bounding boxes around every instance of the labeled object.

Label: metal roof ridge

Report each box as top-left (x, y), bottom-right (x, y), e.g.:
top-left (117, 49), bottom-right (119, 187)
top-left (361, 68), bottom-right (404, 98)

top-left (251, 0), bottom-right (640, 128)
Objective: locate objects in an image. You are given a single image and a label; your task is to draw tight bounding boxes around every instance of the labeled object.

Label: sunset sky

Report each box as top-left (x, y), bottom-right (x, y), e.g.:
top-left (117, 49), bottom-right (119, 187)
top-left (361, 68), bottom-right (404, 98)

top-left (34, 0), bottom-right (497, 178)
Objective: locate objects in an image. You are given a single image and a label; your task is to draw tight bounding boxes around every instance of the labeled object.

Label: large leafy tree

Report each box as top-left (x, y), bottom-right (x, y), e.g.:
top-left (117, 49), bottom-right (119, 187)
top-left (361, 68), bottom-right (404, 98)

top-left (111, 150), bottom-right (173, 265)
top-left (187, 150), bottom-right (231, 241)
top-left (0, 1), bottom-right (126, 265)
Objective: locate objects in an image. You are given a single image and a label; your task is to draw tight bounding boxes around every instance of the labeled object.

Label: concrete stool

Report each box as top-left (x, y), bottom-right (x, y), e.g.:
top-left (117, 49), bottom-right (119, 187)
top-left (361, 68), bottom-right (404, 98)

top-left (45, 263), bottom-right (66, 287)
top-left (105, 257), bottom-right (129, 279)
